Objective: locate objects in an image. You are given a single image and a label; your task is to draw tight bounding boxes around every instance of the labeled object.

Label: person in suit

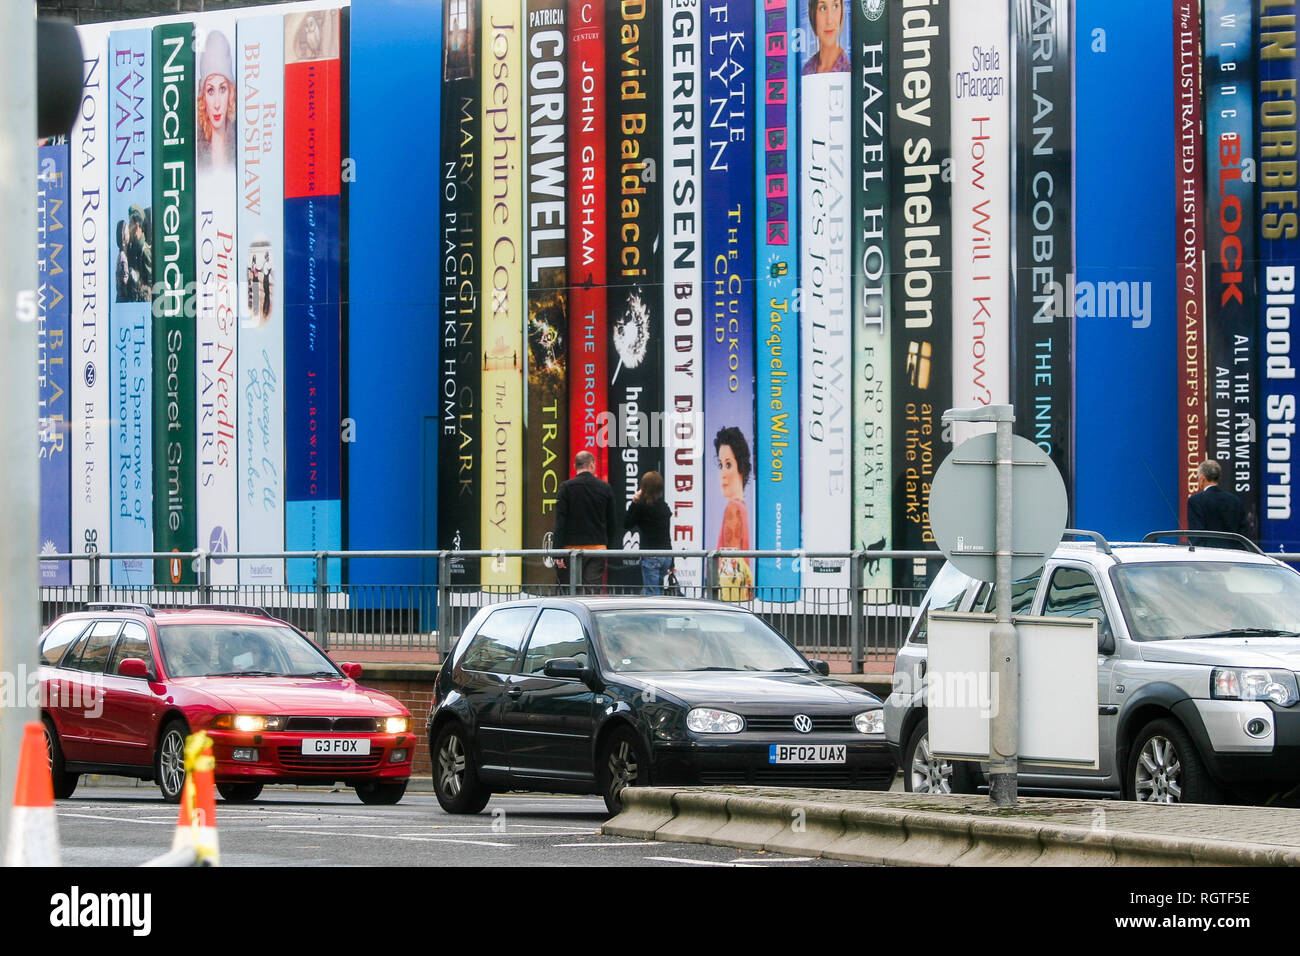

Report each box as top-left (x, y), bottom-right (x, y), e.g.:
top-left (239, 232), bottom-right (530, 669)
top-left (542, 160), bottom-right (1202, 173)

top-left (1188, 459), bottom-right (1252, 547)
top-left (553, 450), bottom-right (621, 592)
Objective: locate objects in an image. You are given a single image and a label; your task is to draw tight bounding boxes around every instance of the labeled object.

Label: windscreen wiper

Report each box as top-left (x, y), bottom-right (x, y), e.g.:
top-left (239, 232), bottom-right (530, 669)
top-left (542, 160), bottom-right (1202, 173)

top-left (1185, 627), bottom-right (1300, 640)
top-left (210, 670), bottom-right (280, 677)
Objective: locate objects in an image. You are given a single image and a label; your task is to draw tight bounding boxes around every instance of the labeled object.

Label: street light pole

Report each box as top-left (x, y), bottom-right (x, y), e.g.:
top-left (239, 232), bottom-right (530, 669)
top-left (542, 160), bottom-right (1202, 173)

top-left (0, 3), bottom-right (39, 858)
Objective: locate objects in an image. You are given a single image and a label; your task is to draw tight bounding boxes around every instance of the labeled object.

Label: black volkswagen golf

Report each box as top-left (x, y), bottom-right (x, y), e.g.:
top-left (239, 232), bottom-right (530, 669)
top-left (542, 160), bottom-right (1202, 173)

top-left (428, 597), bottom-right (896, 814)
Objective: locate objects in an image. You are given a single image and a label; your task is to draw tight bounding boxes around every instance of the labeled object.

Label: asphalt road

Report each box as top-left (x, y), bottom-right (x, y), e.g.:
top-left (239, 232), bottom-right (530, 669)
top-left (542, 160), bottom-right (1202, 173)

top-left (56, 786), bottom-right (859, 867)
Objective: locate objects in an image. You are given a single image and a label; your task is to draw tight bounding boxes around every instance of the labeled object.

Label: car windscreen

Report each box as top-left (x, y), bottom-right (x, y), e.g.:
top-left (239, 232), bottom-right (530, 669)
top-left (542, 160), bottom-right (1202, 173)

top-left (592, 609), bottom-right (808, 673)
top-left (157, 623), bottom-right (341, 678)
top-left (1110, 562), bottom-right (1300, 642)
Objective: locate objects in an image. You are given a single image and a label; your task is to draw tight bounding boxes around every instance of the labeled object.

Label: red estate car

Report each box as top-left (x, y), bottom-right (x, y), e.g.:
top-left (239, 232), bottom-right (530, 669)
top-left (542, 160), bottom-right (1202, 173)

top-left (38, 603), bottom-right (414, 805)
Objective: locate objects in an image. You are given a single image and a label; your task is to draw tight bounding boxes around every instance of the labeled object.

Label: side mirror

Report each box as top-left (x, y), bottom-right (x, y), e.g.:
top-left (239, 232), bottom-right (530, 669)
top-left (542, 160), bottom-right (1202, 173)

top-left (808, 659), bottom-right (831, 677)
top-left (543, 658), bottom-right (584, 680)
top-left (117, 657), bottom-right (152, 680)
top-left (1098, 623), bottom-right (1116, 656)
top-left (340, 662), bottom-right (363, 680)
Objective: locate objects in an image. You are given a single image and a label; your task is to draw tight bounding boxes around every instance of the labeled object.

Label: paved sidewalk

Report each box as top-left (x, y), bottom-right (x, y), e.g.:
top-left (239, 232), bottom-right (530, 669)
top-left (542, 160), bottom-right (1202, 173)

top-left (605, 787), bottom-right (1300, 865)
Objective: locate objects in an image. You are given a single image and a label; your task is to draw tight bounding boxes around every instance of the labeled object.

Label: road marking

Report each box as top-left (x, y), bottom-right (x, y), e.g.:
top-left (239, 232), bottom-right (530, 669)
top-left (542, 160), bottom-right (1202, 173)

top-left (553, 841), bottom-right (660, 847)
top-left (59, 813), bottom-right (173, 826)
top-left (272, 828), bottom-right (516, 848)
top-left (644, 856), bottom-right (762, 867)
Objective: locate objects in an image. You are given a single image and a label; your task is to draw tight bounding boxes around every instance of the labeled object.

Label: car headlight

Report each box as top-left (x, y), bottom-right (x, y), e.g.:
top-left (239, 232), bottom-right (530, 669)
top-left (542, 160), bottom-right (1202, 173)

top-left (686, 708), bottom-right (744, 734)
top-left (383, 716), bottom-right (410, 734)
top-left (1211, 668), bottom-right (1299, 707)
top-left (211, 714), bottom-right (286, 732)
top-left (854, 710), bottom-right (885, 735)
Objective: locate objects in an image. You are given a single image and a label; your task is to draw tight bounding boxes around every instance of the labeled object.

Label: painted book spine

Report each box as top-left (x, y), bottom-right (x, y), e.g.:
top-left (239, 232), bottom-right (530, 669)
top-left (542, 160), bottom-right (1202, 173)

top-left (38, 142), bottom-right (72, 587)
top-left (851, 0), bottom-right (891, 590)
top-left (70, 25), bottom-right (112, 587)
top-left (284, 9), bottom-right (343, 588)
top-left (524, 0), bottom-right (570, 589)
top-left (108, 29), bottom-right (154, 587)
top-left (440, 0), bottom-right (483, 587)
top-left (662, 0), bottom-right (704, 591)
top-left (152, 22), bottom-right (197, 587)
top-left (755, 0), bottom-right (800, 597)
top-left (479, 0), bottom-right (525, 587)
top-left (1204, 0), bottom-right (1257, 537)
top-left (605, 0), bottom-right (664, 589)
top-left (950, 0), bottom-right (1012, 445)
top-left (237, 13), bottom-right (286, 586)
top-left (1011, 0), bottom-right (1073, 518)
top-left (888, 0), bottom-right (951, 590)
top-left (1176, 0), bottom-right (1208, 524)
top-left (567, 0), bottom-right (610, 492)
top-left (799, 0), bottom-right (852, 591)
top-left (1259, 1), bottom-right (1300, 548)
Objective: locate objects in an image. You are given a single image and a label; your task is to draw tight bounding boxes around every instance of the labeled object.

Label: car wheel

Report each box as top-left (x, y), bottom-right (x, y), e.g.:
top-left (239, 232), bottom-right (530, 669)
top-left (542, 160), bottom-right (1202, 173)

top-left (597, 724), bottom-right (649, 815)
top-left (432, 723), bottom-right (491, 814)
top-left (1127, 718), bottom-right (1221, 805)
top-left (903, 716), bottom-right (974, 795)
top-left (156, 719), bottom-right (189, 804)
top-left (356, 781), bottom-right (408, 805)
top-left (216, 782), bottom-right (263, 803)
top-left (42, 717), bottom-right (79, 800)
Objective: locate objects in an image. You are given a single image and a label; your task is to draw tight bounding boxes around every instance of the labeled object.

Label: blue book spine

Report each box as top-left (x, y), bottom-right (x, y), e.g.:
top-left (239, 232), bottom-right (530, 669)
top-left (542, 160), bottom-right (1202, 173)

top-left (38, 143), bottom-right (72, 587)
top-left (1258, 3), bottom-right (1300, 548)
top-left (347, 0), bottom-right (441, 598)
top-left (1073, 1), bottom-right (1176, 536)
top-left (108, 29), bottom-right (154, 587)
top-left (755, 0), bottom-right (799, 597)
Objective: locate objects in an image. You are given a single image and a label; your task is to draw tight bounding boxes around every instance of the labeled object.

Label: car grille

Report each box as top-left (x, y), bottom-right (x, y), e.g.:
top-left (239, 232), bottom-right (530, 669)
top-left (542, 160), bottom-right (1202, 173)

top-left (742, 715), bottom-right (858, 734)
top-left (700, 767), bottom-right (893, 789)
top-left (283, 716), bottom-right (380, 733)
top-left (277, 747), bottom-right (386, 772)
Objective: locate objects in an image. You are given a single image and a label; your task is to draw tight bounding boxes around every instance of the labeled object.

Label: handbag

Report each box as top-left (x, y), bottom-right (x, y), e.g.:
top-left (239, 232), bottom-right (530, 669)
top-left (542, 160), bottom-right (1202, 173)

top-left (662, 564), bottom-right (681, 597)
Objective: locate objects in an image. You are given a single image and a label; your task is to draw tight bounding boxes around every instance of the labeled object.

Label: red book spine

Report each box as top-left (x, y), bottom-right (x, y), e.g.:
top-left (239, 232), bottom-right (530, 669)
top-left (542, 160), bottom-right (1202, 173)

top-left (1175, 0), bottom-right (1205, 527)
top-left (567, 0), bottom-right (608, 481)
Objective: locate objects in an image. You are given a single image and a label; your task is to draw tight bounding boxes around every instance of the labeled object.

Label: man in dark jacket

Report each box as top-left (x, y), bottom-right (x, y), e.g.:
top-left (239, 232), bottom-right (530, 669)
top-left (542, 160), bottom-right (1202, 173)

top-left (1188, 459), bottom-right (1252, 547)
top-left (553, 451), bottom-right (621, 590)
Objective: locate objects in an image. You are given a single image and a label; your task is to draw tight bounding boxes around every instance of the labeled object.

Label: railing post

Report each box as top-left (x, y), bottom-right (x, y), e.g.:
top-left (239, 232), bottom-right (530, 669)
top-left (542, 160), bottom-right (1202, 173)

top-left (569, 550), bottom-right (581, 595)
top-left (437, 550), bottom-right (452, 658)
top-left (315, 551), bottom-right (330, 652)
top-left (849, 551), bottom-right (864, 675)
top-left (196, 550), bottom-right (211, 604)
top-left (88, 550), bottom-right (101, 604)
top-left (705, 550), bottom-right (720, 602)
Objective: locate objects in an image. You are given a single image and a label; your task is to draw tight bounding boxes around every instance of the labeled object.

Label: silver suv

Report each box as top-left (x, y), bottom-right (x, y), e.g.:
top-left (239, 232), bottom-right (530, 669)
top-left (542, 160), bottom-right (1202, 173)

top-left (884, 531), bottom-right (1300, 804)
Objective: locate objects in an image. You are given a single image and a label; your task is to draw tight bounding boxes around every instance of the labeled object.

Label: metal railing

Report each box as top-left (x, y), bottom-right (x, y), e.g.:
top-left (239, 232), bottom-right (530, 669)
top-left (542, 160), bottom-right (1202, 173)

top-left (37, 548), bottom-right (943, 673)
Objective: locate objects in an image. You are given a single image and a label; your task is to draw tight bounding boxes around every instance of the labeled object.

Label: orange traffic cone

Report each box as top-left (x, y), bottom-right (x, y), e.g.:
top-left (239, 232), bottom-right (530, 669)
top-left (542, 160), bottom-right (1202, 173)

top-left (170, 731), bottom-right (219, 866)
top-left (4, 722), bottom-right (62, 866)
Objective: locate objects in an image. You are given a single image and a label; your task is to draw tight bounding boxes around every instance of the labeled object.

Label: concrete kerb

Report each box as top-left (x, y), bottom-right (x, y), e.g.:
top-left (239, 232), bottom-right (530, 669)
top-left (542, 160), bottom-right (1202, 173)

top-left (604, 787), bottom-right (1300, 866)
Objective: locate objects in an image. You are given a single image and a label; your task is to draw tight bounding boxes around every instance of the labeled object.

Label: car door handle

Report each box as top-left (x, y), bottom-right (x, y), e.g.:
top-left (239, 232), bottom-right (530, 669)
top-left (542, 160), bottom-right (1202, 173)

top-left (507, 687), bottom-right (523, 699)
top-left (1099, 705), bottom-right (1118, 716)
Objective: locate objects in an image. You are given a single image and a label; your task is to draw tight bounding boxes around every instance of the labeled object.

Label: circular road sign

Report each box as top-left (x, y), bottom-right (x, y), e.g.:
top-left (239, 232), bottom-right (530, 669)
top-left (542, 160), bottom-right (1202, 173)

top-left (930, 432), bottom-right (1068, 582)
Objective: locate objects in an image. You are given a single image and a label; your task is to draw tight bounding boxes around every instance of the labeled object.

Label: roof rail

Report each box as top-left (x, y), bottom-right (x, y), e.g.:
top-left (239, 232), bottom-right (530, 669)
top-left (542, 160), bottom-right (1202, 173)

top-left (86, 601), bottom-right (155, 617)
top-left (1062, 529), bottom-right (1112, 555)
top-left (1141, 530), bottom-right (1265, 557)
top-left (181, 603), bottom-right (274, 618)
